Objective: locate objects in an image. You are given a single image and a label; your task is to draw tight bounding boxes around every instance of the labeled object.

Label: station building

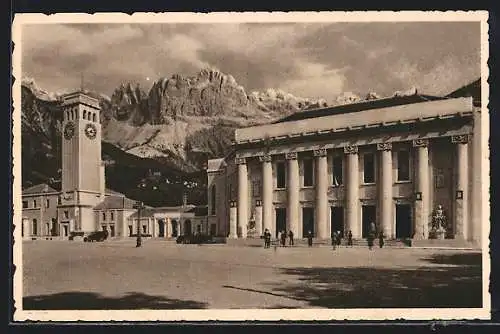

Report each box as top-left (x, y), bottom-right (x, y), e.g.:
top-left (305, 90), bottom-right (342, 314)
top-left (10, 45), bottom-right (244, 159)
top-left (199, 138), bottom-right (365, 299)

top-left (207, 79), bottom-right (484, 245)
top-left (21, 89), bottom-right (208, 240)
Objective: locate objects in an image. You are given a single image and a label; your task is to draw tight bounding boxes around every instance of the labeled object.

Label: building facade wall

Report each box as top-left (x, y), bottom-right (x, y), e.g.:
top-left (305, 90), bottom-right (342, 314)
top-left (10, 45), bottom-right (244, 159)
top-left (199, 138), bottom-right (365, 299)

top-left (21, 192), bottom-right (59, 238)
top-left (211, 97), bottom-right (481, 243)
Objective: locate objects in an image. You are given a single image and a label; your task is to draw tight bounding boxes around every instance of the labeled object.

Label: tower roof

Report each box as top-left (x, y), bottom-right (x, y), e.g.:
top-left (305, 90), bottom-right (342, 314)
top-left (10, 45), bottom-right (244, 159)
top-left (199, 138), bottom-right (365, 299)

top-left (61, 90), bottom-right (100, 110)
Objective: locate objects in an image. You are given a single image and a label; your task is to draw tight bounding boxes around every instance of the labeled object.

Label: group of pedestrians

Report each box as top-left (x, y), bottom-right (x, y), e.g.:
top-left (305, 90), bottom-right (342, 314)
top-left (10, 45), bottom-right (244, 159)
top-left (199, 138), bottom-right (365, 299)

top-left (263, 221), bottom-right (386, 250)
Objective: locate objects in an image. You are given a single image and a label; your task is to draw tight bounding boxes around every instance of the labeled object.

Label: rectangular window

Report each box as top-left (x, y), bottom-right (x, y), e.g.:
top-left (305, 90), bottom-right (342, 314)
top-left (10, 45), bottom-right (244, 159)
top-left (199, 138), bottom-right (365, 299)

top-left (64, 210), bottom-right (69, 219)
top-left (102, 212), bottom-right (106, 221)
top-left (363, 153), bottom-right (375, 184)
top-left (22, 201), bottom-right (28, 209)
top-left (303, 159), bottom-right (314, 187)
top-left (46, 199), bottom-right (50, 208)
top-left (58, 196), bottom-right (61, 205)
top-left (32, 219), bottom-right (37, 236)
top-left (276, 162), bottom-right (286, 188)
top-left (332, 156), bottom-right (343, 186)
top-left (142, 225), bottom-right (147, 234)
top-left (397, 150), bottom-right (410, 181)
top-left (253, 181), bottom-right (261, 197)
top-left (33, 200), bottom-right (37, 208)
top-left (111, 211), bottom-right (115, 221)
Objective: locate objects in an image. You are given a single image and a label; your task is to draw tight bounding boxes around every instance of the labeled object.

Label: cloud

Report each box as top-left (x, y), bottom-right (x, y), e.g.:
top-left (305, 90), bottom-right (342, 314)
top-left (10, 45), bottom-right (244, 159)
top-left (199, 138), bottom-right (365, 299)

top-left (20, 22), bottom-right (481, 100)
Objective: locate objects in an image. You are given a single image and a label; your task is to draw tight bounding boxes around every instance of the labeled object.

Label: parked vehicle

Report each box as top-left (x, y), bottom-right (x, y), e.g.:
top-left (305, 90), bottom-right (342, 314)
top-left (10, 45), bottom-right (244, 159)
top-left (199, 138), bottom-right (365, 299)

top-left (84, 230), bottom-right (108, 242)
top-left (176, 234), bottom-right (215, 244)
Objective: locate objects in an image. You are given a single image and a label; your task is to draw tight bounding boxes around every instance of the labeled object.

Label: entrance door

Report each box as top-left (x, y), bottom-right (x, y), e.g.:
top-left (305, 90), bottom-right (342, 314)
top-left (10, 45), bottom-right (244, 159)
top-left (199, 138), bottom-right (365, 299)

top-left (184, 220), bottom-right (192, 236)
top-left (109, 225), bottom-right (115, 237)
top-left (172, 220), bottom-right (178, 237)
top-left (362, 205), bottom-right (376, 238)
top-left (210, 224), bottom-right (216, 236)
top-left (331, 206), bottom-right (344, 238)
top-left (302, 207), bottom-right (314, 237)
top-left (128, 225), bottom-right (133, 236)
top-left (63, 225), bottom-right (69, 237)
top-left (275, 208), bottom-right (286, 238)
top-left (158, 220), bottom-right (165, 237)
top-left (396, 204), bottom-right (413, 238)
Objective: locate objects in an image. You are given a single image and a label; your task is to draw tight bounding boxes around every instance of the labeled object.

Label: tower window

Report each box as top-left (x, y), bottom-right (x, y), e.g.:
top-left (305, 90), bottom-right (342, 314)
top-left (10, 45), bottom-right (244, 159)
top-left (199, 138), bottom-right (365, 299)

top-left (332, 156), bottom-right (343, 186)
top-left (397, 150), bottom-right (410, 181)
top-left (64, 210), bottom-right (69, 219)
top-left (303, 159), bottom-right (314, 187)
top-left (83, 110), bottom-right (87, 119)
top-left (111, 211), bottom-right (114, 221)
top-left (93, 113), bottom-right (96, 122)
top-left (363, 153), bottom-right (375, 184)
top-left (32, 219), bottom-right (38, 236)
top-left (276, 161), bottom-right (286, 188)
top-left (210, 185), bottom-right (216, 215)
top-left (33, 199), bottom-right (37, 208)
top-left (102, 212), bottom-right (106, 221)
top-left (46, 199), bottom-right (50, 208)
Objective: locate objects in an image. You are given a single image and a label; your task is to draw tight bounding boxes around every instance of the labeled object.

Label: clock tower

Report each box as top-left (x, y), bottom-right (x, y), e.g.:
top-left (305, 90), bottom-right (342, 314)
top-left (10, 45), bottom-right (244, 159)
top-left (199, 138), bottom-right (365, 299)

top-left (59, 90), bottom-right (105, 234)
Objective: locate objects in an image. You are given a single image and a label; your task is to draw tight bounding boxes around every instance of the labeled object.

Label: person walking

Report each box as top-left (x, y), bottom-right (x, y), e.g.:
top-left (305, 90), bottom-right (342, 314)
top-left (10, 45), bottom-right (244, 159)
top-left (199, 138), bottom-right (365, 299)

top-left (347, 230), bottom-right (353, 247)
top-left (288, 230), bottom-right (294, 246)
top-left (379, 230), bottom-right (385, 249)
top-left (307, 230), bottom-right (313, 247)
top-left (263, 229), bottom-right (270, 248)
top-left (331, 232), bottom-right (337, 250)
top-left (281, 230), bottom-right (287, 247)
top-left (277, 230), bottom-right (282, 247)
top-left (368, 221), bottom-right (376, 250)
top-left (336, 230), bottom-right (342, 248)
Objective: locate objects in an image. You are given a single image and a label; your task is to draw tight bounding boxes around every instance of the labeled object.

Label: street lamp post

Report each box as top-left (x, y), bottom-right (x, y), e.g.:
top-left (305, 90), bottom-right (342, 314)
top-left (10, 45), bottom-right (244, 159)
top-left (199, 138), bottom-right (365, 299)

top-left (133, 201), bottom-right (145, 248)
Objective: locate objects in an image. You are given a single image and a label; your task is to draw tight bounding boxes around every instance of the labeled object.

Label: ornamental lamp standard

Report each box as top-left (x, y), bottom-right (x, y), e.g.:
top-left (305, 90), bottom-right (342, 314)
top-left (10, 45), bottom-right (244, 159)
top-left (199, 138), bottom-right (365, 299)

top-left (133, 201), bottom-right (145, 247)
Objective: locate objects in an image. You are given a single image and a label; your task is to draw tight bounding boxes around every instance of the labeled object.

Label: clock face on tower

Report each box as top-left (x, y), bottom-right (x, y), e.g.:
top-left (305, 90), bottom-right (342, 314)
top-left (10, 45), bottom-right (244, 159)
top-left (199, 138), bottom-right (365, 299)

top-left (85, 123), bottom-right (97, 140)
top-left (63, 122), bottom-right (75, 140)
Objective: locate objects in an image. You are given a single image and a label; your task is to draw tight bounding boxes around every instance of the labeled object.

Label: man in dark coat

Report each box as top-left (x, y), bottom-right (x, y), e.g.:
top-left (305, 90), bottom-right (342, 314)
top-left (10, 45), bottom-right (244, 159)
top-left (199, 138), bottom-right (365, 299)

top-left (347, 230), bottom-right (353, 247)
top-left (264, 229), bottom-right (271, 248)
top-left (307, 230), bottom-right (313, 247)
top-left (281, 230), bottom-right (287, 247)
top-left (288, 230), bottom-right (294, 246)
top-left (379, 230), bottom-right (385, 249)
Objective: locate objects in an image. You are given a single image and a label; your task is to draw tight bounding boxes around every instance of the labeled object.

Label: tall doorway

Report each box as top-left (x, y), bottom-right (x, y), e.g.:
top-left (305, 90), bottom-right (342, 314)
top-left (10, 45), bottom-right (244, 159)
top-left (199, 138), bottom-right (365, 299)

top-left (172, 220), bottom-right (178, 237)
top-left (331, 206), bottom-right (344, 238)
top-left (302, 207), bottom-right (314, 237)
top-left (275, 208), bottom-right (286, 238)
top-left (362, 205), bottom-right (376, 238)
top-left (396, 204), bottom-right (413, 238)
top-left (158, 220), bottom-right (165, 237)
top-left (184, 219), bottom-right (192, 236)
top-left (62, 224), bottom-right (69, 237)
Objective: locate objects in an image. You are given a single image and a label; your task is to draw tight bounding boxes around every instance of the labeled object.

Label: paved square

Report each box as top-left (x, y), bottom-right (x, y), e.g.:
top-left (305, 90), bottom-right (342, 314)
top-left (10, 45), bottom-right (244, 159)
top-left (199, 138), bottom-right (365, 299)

top-left (22, 240), bottom-right (482, 309)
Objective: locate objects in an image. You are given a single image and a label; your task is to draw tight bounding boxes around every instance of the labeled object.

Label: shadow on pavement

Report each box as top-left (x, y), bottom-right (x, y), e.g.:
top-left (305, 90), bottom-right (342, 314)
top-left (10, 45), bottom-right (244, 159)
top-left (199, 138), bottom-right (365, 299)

top-left (23, 291), bottom-right (208, 310)
top-left (267, 252), bottom-right (482, 308)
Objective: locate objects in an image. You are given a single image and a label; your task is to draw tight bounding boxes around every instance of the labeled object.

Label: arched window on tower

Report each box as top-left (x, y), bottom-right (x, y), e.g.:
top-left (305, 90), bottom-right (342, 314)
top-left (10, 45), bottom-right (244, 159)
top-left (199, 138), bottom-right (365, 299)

top-left (83, 110), bottom-right (87, 120)
top-left (93, 113), bottom-right (96, 122)
top-left (210, 185), bottom-right (216, 216)
top-left (66, 111), bottom-right (69, 121)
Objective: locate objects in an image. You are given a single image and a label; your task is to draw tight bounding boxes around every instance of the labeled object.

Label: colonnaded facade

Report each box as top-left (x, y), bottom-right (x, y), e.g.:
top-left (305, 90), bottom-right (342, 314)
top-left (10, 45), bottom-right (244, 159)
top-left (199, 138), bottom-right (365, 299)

top-left (208, 81), bottom-right (484, 245)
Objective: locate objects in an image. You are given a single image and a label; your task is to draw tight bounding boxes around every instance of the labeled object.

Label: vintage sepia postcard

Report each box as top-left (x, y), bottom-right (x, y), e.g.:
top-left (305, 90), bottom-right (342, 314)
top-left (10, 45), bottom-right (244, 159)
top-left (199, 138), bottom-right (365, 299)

top-left (11, 11), bottom-right (491, 322)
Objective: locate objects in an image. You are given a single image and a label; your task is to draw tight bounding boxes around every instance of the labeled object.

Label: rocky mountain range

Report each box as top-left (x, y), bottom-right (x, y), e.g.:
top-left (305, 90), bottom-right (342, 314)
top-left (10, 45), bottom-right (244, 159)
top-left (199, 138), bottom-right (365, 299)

top-left (20, 68), bottom-right (330, 206)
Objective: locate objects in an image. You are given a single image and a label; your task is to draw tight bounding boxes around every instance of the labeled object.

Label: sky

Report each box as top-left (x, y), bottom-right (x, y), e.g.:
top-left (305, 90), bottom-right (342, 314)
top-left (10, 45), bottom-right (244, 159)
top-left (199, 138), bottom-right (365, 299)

top-left (21, 22), bottom-right (481, 102)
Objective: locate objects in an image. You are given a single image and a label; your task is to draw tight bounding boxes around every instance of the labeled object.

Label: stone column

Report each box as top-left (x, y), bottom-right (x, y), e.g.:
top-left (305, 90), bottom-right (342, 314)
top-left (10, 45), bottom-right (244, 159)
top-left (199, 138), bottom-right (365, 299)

top-left (229, 201), bottom-right (237, 238)
top-left (255, 200), bottom-right (263, 237)
top-left (452, 135), bottom-right (469, 239)
top-left (236, 157), bottom-right (248, 238)
top-left (377, 142), bottom-right (393, 238)
top-left (259, 154), bottom-right (273, 236)
top-left (286, 152), bottom-right (299, 237)
top-left (413, 139), bottom-right (430, 240)
top-left (165, 218), bottom-right (171, 238)
top-left (314, 149), bottom-right (328, 239)
top-left (344, 146), bottom-right (360, 238)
